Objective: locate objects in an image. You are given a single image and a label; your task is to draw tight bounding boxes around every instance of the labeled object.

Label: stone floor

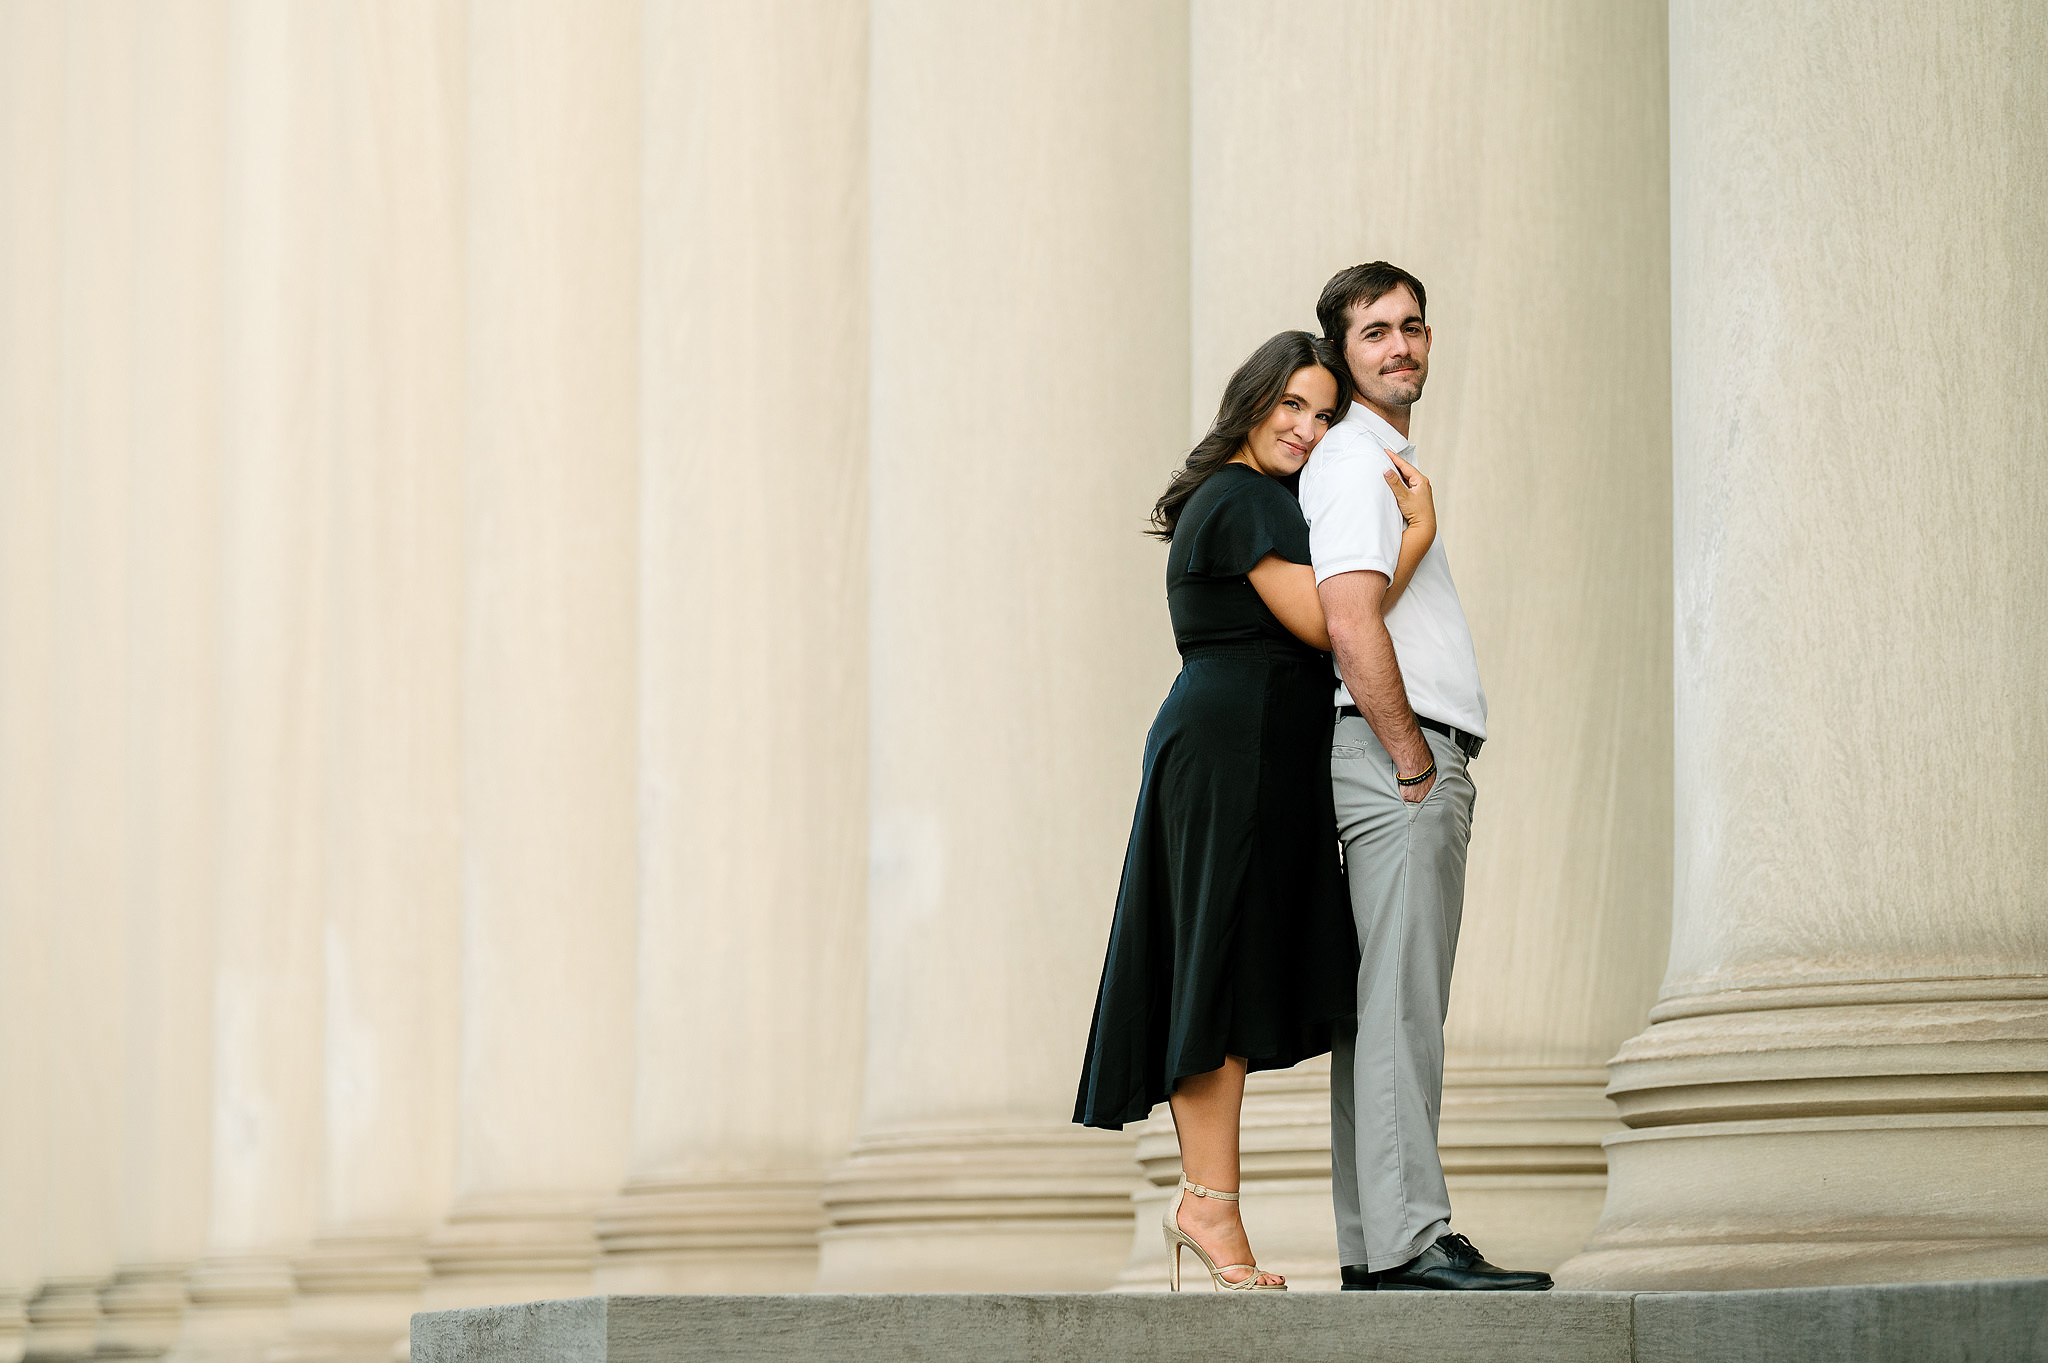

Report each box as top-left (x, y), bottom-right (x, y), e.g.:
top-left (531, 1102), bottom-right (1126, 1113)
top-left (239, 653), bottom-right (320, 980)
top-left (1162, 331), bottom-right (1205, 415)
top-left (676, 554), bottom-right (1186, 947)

top-left (411, 1276), bottom-right (2048, 1363)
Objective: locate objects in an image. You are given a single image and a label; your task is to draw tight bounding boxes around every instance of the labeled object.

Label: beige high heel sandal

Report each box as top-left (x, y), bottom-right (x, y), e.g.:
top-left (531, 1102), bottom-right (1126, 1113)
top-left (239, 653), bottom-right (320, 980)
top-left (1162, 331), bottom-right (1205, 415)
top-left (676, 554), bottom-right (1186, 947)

top-left (1162, 1177), bottom-right (1286, 1291)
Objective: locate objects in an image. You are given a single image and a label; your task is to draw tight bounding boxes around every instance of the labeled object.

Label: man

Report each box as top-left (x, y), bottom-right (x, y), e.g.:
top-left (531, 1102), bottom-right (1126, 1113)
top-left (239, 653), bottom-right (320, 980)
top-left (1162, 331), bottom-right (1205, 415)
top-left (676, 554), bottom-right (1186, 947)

top-left (1297, 261), bottom-right (1551, 1291)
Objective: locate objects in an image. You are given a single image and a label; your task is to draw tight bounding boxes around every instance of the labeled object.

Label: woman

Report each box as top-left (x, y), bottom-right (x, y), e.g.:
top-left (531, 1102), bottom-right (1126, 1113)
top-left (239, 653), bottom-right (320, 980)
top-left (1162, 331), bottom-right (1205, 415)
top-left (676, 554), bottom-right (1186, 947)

top-left (1072, 331), bottom-right (1437, 1291)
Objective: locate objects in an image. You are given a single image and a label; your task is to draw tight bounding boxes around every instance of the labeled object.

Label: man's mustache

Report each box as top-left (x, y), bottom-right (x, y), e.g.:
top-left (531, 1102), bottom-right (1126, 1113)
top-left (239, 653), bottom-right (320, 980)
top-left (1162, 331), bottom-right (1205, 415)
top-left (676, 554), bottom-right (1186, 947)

top-left (1380, 361), bottom-right (1420, 376)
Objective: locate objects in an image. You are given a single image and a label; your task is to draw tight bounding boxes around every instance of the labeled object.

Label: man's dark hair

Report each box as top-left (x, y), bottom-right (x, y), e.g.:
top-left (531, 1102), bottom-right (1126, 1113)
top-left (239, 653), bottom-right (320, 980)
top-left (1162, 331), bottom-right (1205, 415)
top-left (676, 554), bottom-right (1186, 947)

top-left (1316, 261), bottom-right (1428, 343)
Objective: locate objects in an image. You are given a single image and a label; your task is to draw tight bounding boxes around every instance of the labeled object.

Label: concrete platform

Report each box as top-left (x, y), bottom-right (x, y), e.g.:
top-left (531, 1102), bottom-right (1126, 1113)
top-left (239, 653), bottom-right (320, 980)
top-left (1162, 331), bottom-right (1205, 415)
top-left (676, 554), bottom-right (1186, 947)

top-left (412, 1276), bottom-right (2048, 1363)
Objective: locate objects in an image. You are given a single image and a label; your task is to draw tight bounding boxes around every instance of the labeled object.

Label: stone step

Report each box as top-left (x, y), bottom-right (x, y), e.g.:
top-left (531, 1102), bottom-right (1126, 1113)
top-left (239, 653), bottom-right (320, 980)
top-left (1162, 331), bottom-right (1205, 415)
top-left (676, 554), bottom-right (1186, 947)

top-left (412, 1277), bottom-right (2048, 1363)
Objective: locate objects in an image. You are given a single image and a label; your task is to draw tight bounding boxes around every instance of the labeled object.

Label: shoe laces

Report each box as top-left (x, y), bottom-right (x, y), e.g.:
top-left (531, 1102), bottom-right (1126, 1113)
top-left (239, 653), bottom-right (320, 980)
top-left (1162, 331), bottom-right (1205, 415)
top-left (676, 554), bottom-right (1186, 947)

top-left (1439, 1232), bottom-right (1480, 1266)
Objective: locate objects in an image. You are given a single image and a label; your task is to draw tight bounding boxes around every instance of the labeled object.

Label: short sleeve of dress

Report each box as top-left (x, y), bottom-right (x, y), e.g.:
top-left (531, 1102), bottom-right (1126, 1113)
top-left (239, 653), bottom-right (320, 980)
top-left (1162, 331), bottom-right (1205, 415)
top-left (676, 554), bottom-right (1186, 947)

top-left (1179, 471), bottom-right (1312, 578)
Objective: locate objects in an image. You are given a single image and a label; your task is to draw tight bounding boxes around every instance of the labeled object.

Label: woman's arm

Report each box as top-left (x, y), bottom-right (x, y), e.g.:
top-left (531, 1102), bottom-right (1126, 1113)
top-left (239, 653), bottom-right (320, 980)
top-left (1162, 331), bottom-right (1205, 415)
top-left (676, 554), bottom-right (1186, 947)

top-left (1247, 451), bottom-right (1432, 649)
top-left (1247, 555), bottom-right (1331, 651)
top-left (1380, 451), bottom-right (1436, 616)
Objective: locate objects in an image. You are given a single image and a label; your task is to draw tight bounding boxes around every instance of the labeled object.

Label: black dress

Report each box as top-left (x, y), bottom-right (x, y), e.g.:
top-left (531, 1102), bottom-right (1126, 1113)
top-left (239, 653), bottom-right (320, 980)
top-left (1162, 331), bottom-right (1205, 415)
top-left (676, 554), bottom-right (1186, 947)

top-left (1074, 463), bottom-right (1359, 1131)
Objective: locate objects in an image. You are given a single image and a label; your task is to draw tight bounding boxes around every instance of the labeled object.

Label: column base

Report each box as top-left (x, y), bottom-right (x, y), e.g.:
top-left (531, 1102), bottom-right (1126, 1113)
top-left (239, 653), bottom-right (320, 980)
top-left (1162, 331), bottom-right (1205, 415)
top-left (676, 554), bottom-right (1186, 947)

top-left (1556, 984), bottom-right (2048, 1290)
top-left (162, 1254), bottom-right (294, 1363)
top-left (421, 1196), bottom-right (595, 1313)
top-left (594, 1172), bottom-right (824, 1293)
top-left (1436, 1066), bottom-right (1617, 1272)
top-left (98, 1262), bottom-right (192, 1359)
top-left (24, 1276), bottom-right (103, 1362)
top-left (817, 1125), bottom-right (1137, 1291)
top-left (0, 1289), bottom-right (24, 1363)
top-left (269, 1230), bottom-right (428, 1363)
top-left (1562, 1112), bottom-right (2048, 1289)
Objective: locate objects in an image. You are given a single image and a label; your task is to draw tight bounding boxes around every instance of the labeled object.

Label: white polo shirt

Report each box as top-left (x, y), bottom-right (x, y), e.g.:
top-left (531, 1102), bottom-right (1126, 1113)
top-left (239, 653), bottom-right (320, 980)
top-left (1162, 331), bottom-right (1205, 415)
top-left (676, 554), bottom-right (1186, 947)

top-left (1297, 402), bottom-right (1487, 738)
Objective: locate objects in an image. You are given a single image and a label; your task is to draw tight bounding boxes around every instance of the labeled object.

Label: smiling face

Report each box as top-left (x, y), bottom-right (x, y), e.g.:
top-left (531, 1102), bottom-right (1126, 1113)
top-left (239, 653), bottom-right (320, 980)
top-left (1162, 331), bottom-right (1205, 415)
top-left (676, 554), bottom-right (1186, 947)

top-left (1340, 283), bottom-right (1431, 421)
top-left (1235, 364), bottom-right (1341, 477)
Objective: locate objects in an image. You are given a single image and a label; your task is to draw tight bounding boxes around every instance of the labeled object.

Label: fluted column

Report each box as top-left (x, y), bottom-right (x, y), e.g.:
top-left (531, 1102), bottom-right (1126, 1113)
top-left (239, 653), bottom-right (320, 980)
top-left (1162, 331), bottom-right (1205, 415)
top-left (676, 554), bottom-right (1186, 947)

top-left (103, 1), bottom-right (228, 1355)
top-left (286, 4), bottom-right (466, 1357)
top-left (1167, 0), bottom-right (1673, 1285)
top-left (1558, 0), bottom-right (2048, 1289)
top-left (172, 4), bottom-right (333, 1357)
top-left (0, 5), bottom-right (65, 1355)
top-left (595, 0), bottom-right (866, 1294)
top-left (818, 0), bottom-right (1187, 1291)
top-left (37, 3), bottom-right (140, 1353)
top-left (423, 0), bottom-right (639, 1311)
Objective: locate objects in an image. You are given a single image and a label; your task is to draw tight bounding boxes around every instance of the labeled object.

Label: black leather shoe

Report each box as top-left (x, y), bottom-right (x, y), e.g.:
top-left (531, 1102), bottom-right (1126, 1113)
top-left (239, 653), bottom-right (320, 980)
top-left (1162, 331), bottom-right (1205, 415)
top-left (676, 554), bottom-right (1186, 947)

top-left (1343, 1234), bottom-right (1553, 1291)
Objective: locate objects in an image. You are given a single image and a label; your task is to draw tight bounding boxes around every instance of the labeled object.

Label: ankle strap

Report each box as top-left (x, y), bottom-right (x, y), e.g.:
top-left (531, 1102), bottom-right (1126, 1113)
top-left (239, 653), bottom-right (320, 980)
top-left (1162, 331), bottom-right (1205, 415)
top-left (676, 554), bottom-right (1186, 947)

top-left (1181, 1178), bottom-right (1239, 1201)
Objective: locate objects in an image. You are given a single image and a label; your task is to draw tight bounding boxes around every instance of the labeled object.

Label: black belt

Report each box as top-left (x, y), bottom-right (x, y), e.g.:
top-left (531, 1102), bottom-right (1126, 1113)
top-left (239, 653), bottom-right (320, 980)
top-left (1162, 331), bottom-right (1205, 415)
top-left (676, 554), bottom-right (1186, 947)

top-left (1337, 706), bottom-right (1484, 761)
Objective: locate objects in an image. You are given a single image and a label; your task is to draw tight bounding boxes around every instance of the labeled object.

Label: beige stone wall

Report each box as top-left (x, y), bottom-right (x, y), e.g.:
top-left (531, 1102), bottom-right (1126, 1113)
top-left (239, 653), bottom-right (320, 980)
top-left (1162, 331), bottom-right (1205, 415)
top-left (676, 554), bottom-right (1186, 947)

top-left (1558, 0), bottom-right (2048, 1290)
top-left (0, 2), bottom-right (2037, 1352)
top-left (108, 2), bottom-right (225, 1353)
top-left (601, 0), bottom-right (869, 1297)
top-left (1159, 0), bottom-right (1672, 1285)
top-left (819, 0), bottom-right (1188, 1293)
top-left (0, 6), bottom-right (65, 1354)
top-left (173, 6), bottom-right (336, 1357)
top-left (1660, 0), bottom-right (2047, 1007)
top-left (41, 4), bottom-right (138, 1356)
top-left (295, 2), bottom-right (466, 1354)
top-left (429, 0), bottom-right (641, 1320)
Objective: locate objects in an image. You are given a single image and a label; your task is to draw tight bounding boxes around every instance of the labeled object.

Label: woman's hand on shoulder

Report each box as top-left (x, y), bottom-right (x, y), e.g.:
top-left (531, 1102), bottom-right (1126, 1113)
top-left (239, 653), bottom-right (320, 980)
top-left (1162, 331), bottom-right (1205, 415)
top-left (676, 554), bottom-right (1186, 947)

top-left (1383, 451), bottom-right (1435, 534)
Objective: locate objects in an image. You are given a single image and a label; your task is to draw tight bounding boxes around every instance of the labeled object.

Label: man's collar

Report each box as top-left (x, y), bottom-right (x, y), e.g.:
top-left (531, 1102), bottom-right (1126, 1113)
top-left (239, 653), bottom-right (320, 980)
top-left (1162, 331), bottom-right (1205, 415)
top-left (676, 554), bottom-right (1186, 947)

top-left (1342, 400), bottom-right (1415, 455)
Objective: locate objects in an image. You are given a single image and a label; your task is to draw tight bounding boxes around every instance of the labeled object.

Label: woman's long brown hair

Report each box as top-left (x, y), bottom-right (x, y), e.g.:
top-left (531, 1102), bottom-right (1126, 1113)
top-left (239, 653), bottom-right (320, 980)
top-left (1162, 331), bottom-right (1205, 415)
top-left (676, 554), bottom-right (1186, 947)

top-left (1149, 330), bottom-right (1350, 541)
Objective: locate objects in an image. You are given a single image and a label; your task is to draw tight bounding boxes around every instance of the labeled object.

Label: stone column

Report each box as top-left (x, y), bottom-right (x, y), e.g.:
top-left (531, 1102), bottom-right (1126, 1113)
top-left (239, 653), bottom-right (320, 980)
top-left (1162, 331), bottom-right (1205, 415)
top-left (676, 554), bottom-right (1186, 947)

top-left (1558, 0), bottom-right (2048, 1290)
top-left (0, 5), bottom-right (65, 1355)
top-left (171, 3), bottom-right (333, 1357)
top-left (818, 0), bottom-right (1188, 1291)
top-left (1163, 0), bottom-right (1673, 1285)
top-left (37, 2), bottom-right (139, 1352)
top-left (423, 0), bottom-right (639, 1311)
top-left (286, 3), bottom-right (466, 1357)
top-left (595, 0), bottom-right (867, 1294)
top-left (103, 1), bottom-right (228, 1355)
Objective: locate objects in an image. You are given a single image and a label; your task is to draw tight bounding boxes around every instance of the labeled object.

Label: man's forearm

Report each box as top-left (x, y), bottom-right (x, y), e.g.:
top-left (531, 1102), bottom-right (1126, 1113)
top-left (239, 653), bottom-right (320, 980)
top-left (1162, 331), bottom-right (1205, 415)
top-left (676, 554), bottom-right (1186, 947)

top-left (1321, 572), bottom-right (1432, 775)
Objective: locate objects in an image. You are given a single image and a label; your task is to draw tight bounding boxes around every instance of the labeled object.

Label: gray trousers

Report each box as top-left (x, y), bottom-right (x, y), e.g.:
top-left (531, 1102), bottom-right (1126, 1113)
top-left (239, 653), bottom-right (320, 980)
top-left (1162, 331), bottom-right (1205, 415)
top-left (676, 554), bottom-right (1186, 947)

top-left (1328, 717), bottom-right (1475, 1269)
